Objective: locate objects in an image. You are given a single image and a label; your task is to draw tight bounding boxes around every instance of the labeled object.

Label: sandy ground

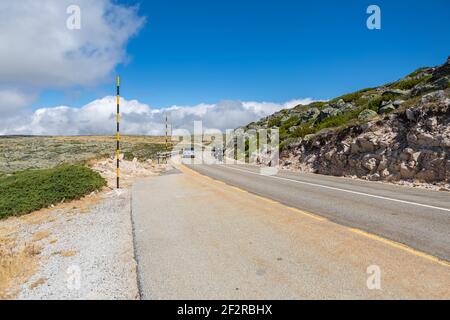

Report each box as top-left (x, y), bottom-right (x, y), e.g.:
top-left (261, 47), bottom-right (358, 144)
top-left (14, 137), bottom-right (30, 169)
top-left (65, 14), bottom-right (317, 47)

top-left (0, 157), bottom-right (164, 300)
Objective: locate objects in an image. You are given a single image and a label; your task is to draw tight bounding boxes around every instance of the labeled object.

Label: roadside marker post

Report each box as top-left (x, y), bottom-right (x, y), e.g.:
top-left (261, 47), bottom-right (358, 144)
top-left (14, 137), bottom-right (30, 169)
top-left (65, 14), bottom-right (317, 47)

top-left (165, 112), bottom-right (168, 153)
top-left (116, 75), bottom-right (120, 189)
top-left (164, 111), bottom-right (172, 164)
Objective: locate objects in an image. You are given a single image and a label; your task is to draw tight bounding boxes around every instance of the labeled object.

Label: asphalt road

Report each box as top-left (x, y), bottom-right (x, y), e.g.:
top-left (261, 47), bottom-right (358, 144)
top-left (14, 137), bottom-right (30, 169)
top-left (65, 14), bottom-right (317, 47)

top-left (132, 165), bottom-right (450, 299)
top-left (186, 163), bottom-right (450, 262)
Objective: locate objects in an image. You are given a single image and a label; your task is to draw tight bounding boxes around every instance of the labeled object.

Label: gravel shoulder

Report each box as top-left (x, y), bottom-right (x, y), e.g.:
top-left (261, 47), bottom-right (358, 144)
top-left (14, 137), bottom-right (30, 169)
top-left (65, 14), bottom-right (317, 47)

top-left (0, 158), bottom-right (162, 300)
top-left (15, 188), bottom-right (139, 300)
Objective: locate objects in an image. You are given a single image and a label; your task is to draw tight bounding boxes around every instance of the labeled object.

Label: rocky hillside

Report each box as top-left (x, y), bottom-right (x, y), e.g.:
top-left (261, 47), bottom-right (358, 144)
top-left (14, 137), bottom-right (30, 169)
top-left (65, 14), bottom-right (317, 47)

top-left (244, 57), bottom-right (450, 187)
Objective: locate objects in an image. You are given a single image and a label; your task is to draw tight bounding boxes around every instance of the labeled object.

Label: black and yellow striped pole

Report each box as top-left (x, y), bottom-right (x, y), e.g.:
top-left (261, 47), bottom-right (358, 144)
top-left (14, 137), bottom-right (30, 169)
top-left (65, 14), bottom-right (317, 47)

top-left (116, 76), bottom-right (120, 189)
top-left (165, 112), bottom-right (168, 151)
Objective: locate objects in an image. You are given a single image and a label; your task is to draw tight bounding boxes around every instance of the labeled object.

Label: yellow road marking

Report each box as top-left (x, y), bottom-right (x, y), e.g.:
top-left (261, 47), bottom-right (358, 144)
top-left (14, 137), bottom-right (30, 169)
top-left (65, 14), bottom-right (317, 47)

top-left (287, 207), bottom-right (328, 222)
top-left (229, 186), bottom-right (247, 193)
top-left (253, 194), bottom-right (278, 204)
top-left (179, 164), bottom-right (450, 268)
top-left (349, 228), bottom-right (450, 268)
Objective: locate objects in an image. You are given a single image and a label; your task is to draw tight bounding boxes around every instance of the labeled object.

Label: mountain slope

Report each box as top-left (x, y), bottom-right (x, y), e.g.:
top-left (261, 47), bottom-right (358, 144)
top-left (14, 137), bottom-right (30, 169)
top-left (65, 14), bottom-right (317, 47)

top-left (244, 57), bottom-right (450, 187)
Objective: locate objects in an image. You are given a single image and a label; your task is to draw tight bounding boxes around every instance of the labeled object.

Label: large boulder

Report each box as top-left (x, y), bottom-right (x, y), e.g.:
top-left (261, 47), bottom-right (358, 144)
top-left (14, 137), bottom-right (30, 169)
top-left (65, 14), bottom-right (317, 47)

top-left (300, 107), bottom-right (320, 122)
top-left (358, 109), bottom-right (377, 121)
top-left (400, 162), bottom-right (417, 179)
top-left (362, 157), bottom-right (378, 173)
top-left (351, 136), bottom-right (377, 154)
top-left (392, 100), bottom-right (405, 107)
top-left (319, 107), bottom-right (339, 121)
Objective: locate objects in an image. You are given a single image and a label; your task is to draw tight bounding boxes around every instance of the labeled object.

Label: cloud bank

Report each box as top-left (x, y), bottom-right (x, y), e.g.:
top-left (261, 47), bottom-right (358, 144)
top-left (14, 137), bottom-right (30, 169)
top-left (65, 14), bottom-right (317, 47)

top-left (0, 1), bottom-right (316, 135)
top-left (0, 0), bottom-right (145, 116)
top-left (0, 97), bottom-right (315, 136)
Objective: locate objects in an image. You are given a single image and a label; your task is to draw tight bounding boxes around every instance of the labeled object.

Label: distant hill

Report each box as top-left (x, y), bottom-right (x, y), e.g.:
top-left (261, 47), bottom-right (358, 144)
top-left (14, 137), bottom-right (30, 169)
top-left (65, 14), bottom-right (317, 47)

top-left (243, 57), bottom-right (450, 187)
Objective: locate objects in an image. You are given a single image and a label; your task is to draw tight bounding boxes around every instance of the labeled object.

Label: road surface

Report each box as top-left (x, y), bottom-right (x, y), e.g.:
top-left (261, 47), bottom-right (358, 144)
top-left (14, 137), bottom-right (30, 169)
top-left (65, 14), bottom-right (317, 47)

top-left (132, 164), bottom-right (450, 299)
top-left (186, 163), bottom-right (450, 262)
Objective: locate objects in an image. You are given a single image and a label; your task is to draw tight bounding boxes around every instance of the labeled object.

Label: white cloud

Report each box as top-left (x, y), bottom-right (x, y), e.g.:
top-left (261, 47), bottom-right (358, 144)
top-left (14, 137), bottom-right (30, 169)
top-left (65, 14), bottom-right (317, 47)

top-left (0, 0), bottom-right (145, 118)
top-left (0, 2), bottom-right (318, 136)
top-left (0, 0), bottom-right (145, 88)
top-left (0, 96), bottom-right (317, 136)
top-left (0, 89), bottom-right (36, 115)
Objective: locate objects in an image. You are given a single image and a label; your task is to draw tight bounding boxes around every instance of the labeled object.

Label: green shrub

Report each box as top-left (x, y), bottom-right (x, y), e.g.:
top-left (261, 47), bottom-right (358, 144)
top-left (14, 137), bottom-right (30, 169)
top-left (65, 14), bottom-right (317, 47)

top-left (406, 67), bottom-right (428, 78)
top-left (331, 88), bottom-right (374, 103)
top-left (279, 127), bottom-right (290, 141)
top-left (315, 108), bottom-right (363, 131)
top-left (366, 94), bottom-right (397, 112)
top-left (292, 122), bottom-right (317, 138)
top-left (268, 116), bottom-right (282, 128)
top-left (280, 137), bottom-right (299, 150)
top-left (280, 116), bottom-right (300, 130)
top-left (0, 165), bottom-right (106, 219)
top-left (354, 97), bottom-right (369, 107)
top-left (292, 101), bottom-right (326, 113)
top-left (392, 75), bottom-right (432, 90)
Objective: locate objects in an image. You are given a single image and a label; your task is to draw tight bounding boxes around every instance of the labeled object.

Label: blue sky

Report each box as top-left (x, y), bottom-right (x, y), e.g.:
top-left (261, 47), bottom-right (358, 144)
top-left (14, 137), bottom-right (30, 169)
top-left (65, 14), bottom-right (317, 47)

top-left (31, 0), bottom-right (450, 110)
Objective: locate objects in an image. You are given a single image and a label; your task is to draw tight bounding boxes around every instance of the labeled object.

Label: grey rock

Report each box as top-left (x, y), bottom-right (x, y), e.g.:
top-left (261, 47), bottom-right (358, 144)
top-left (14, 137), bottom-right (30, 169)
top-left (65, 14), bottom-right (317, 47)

top-left (362, 157), bottom-right (378, 172)
top-left (379, 104), bottom-right (396, 114)
top-left (336, 99), bottom-right (346, 107)
top-left (405, 109), bottom-right (416, 121)
top-left (416, 169), bottom-right (437, 182)
top-left (392, 100), bottom-right (405, 107)
top-left (425, 117), bottom-right (438, 129)
top-left (300, 107), bottom-right (320, 122)
top-left (319, 107), bottom-right (339, 121)
top-left (358, 109), bottom-right (377, 121)
top-left (381, 100), bottom-right (392, 107)
top-left (400, 162), bottom-right (416, 179)
top-left (440, 138), bottom-right (450, 148)
top-left (383, 89), bottom-right (411, 96)
top-left (416, 132), bottom-right (439, 147)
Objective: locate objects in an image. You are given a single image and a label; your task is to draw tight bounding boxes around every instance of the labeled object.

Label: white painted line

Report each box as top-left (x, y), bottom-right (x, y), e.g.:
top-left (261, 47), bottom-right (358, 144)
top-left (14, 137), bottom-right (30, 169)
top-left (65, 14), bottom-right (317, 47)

top-left (218, 165), bottom-right (450, 213)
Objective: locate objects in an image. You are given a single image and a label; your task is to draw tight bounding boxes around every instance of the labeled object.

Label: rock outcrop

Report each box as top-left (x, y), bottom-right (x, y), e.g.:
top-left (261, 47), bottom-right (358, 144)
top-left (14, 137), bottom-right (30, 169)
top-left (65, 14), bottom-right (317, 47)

top-left (280, 89), bottom-right (450, 186)
top-left (242, 57), bottom-right (450, 188)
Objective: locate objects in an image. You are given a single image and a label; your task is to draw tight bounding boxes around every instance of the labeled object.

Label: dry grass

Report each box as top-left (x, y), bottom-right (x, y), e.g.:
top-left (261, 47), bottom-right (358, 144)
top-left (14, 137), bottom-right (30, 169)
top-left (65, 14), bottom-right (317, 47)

top-left (53, 250), bottom-right (77, 257)
top-left (29, 278), bottom-right (46, 290)
top-left (52, 135), bottom-right (168, 144)
top-left (32, 230), bottom-right (51, 242)
top-left (0, 236), bottom-right (41, 299)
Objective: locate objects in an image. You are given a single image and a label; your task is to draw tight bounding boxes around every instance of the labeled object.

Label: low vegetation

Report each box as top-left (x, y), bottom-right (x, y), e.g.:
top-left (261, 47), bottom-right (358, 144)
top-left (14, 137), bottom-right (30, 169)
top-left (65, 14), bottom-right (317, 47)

top-left (0, 165), bottom-right (106, 219)
top-left (391, 75), bottom-right (432, 90)
top-left (123, 142), bottom-right (171, 161)
top-left (0, 136), bottom-right (169, 173)
top-left (241, 58), bottom-right (450, 151)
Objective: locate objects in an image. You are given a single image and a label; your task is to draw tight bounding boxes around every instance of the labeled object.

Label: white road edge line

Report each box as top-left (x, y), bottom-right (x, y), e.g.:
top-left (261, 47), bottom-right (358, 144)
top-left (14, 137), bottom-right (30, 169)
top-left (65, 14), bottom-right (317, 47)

top-left (217, 165), bottom-right (450, 213)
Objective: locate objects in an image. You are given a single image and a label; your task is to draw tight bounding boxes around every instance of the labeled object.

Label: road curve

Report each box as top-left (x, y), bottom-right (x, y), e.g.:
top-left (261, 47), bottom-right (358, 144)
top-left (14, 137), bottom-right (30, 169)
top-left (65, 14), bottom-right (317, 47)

top-left (186, 163), bottom-right (450, 262)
